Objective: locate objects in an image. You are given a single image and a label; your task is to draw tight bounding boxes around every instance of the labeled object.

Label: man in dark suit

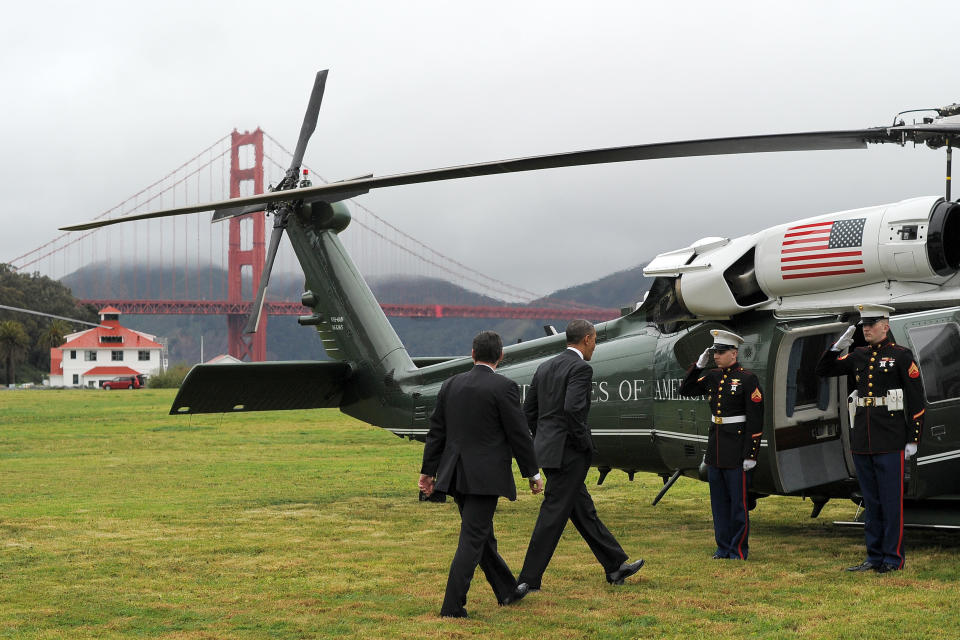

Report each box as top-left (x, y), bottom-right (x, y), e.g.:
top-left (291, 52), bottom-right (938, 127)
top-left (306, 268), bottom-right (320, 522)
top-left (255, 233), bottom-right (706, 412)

top-left (419, 331), bottom-right (543, 619)
top-left (510, 320), bottom-right (643, 601)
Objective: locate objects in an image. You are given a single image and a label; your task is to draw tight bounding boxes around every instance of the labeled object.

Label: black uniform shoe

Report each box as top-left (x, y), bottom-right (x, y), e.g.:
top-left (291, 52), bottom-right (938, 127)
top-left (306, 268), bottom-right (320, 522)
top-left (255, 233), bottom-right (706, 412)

top-left (876, 563), bottom-right (900, 574)
top-left (606, 559), bottom-right (645, 585)
top-left (501, 582), bottom-right (532, 606)
top-left (845, 561), bottom-right (879, 572)
top-left (712, 552), bottom-right (724, 559)
top-left (440, 608), bottom-right (469, 618)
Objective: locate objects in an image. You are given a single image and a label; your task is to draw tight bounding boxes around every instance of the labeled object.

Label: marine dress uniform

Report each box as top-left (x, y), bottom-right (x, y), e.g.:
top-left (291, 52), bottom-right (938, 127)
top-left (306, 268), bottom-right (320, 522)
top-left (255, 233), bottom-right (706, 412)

top-left (679, 330), bottom-right (763, 560)
top-left (815, 304), bottom-right (925, 573)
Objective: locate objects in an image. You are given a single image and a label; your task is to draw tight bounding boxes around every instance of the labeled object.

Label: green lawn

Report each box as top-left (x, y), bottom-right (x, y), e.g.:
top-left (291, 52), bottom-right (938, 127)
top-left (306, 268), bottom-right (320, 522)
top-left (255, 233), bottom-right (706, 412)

top-left (0, 389), bottom-right (958, 639)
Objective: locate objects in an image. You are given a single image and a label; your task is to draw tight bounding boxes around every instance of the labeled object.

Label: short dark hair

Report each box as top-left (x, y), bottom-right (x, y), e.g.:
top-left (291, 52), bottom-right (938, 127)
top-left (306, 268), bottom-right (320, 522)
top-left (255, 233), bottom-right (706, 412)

top-left (566, 319), bottom-right (595, 345)
top-left (473, 330), bottom-right (503, 363)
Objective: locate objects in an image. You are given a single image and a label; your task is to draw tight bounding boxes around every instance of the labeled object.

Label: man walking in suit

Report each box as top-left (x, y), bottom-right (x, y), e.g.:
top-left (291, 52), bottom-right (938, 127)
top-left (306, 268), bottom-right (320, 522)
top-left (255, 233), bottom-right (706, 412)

top-left (510, 320), bottom-right (643, 602)
top-left (419, 331), bottom-right (543, 618)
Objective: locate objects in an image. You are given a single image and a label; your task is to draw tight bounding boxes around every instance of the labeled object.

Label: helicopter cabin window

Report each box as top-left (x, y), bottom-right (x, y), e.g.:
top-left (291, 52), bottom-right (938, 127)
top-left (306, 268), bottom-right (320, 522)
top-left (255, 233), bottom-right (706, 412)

top-left (785, 333), bottom-right (832, 417)
top-left (907, 322), bottom-right (960, 403)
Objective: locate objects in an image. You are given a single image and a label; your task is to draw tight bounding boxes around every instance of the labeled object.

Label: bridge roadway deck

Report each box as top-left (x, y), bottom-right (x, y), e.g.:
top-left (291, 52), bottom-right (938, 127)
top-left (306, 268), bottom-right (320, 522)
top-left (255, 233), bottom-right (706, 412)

top-left (79, 300), bottom-right (620, 321)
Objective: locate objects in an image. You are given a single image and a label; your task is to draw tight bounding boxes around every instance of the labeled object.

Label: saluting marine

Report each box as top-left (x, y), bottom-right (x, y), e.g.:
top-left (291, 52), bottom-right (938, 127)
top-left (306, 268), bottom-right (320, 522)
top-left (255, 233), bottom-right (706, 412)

top-left (815, 303), bottom-right (925, 574)
top-left (679, 330), bottom-right (763, 560)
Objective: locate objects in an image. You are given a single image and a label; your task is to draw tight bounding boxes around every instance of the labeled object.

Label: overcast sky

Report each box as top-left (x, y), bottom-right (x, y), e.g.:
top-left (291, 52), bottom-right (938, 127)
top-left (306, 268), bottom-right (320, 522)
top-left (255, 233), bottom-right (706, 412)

top-left (1, 0), bottom-right (956, 295)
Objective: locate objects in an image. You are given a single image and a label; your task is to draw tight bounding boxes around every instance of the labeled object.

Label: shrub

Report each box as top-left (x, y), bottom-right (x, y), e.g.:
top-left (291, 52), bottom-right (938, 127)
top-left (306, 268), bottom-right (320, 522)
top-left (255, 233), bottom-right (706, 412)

top-left (148, 363), bottom-right (192, 388)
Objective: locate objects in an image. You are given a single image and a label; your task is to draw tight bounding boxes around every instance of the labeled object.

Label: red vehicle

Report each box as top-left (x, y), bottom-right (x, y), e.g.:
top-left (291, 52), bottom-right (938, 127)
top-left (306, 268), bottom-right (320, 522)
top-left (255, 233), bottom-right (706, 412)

top-left (100, 375), bottom-right (145, 390)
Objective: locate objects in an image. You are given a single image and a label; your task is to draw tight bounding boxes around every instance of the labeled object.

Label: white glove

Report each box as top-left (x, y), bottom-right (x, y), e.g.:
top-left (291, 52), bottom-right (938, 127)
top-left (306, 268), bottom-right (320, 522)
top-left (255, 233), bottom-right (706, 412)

top-left (696, 348), bottom-right (711, 368)
top-left (905, 443), bottom-right (918, 460)
top-left (743, 459), bottom-right (757, 471)
top-left (832, 325), bottom-right (856, 351)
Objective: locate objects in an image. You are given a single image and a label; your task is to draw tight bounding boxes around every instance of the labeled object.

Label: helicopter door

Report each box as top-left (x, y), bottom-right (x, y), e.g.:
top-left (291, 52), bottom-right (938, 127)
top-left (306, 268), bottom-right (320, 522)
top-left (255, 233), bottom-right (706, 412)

top-left (772, 323), bottom-right (851, 493)
top-left (888, 308), bottom-right (960, 498)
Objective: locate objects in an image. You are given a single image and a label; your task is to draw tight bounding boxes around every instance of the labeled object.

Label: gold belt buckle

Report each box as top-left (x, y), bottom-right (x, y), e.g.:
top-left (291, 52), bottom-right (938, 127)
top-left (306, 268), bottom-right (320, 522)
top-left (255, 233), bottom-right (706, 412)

top-left (715, 416), bottom-right (723, 424)
top-left (864, 397), bottom-right (874, 407)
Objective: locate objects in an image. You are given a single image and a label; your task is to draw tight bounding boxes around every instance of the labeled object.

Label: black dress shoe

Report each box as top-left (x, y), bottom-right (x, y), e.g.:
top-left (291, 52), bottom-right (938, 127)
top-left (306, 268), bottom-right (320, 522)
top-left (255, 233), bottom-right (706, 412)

top-left (712, 552), bottom-right (724, 559)
top-left (440, 608), bottom-right (469, 618)
top-left (606, 559), bottom-right (645, 585)
top-left (845, 560), bottom-right (878, 572)
top-left (501, 582), bottom-right (532, 606)
top-left (876, 563), bottom-right (900, 574)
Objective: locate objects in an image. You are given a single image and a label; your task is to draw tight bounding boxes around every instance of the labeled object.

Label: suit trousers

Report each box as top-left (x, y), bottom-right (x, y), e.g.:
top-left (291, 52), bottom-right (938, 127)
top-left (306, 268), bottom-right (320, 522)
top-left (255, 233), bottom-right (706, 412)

top-left (518, 443), bottom-right (627, 588)
top-left (708, 465), bottom-right (751, 559)
top-left (440, 492), bottom-right (517, 616)
top-left (852, 451), bottom-right (905, 568)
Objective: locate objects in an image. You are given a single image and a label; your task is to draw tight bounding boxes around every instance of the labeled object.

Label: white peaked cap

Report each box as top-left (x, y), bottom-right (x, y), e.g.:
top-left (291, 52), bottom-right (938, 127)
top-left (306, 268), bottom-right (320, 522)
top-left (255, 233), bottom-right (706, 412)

top-left (710, 329), bottom-right (744, 348)
top-left (855, 303), bottom-right (895, 322)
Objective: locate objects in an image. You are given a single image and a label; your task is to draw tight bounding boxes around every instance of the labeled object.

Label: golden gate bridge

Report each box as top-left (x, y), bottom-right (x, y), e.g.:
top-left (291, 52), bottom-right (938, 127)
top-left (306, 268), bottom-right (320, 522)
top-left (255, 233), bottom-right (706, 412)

top-left (8, 130), bottom-right (618, 360)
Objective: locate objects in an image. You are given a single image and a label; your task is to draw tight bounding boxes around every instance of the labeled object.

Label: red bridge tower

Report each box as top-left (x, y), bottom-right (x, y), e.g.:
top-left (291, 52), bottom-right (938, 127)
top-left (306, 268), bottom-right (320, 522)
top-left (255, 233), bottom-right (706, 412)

top-left (227, 129), bottom-right (267, 361)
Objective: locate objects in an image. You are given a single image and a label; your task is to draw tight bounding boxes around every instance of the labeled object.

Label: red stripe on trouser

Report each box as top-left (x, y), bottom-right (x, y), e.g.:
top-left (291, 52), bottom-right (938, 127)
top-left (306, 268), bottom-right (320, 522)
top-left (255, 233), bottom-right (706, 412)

top-left (896, 451), bottom-right (905, 569)
top-left (735, 470), bottom-right (748, 559)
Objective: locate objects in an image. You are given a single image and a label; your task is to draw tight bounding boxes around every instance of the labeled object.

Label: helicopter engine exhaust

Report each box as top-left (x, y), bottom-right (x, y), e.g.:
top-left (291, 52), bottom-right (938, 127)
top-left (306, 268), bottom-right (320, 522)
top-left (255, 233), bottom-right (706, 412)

top-left (926, 199), bottom-right (960, 276)
top-left (644, 196), bottom-right (960, 321)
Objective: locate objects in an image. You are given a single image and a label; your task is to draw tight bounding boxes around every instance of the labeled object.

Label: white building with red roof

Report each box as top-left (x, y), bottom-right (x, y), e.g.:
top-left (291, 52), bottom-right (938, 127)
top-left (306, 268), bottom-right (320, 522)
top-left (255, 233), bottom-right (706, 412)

top-left (48, 307), bottom-right (167, 388)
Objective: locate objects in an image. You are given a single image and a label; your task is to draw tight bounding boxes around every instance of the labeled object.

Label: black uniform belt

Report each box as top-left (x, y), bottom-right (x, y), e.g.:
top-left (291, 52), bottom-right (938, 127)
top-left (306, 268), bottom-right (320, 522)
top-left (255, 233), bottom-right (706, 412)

top-left (711, 415), bottom-right (746, 425)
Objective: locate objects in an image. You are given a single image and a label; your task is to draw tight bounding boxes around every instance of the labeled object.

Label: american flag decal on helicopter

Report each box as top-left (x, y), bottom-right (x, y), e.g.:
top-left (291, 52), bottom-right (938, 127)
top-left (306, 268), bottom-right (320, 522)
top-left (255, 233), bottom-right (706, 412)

top-left (779, 217), bottom-right (867, 280)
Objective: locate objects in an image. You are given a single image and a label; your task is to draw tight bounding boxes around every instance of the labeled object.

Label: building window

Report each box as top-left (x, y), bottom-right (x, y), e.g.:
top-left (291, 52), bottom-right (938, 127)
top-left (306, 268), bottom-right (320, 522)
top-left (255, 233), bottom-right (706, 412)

top-left (100, 335), bottom-right (123, 344)
top-left (138, 351), bottom-right (151, 361)
top-left (85, 351), bottom-right (97, 361)
top-left (72, 374), bottom-right (79, 385)
top-left (112, 351), bottom-right (123, 362)
top-left (70, 350), bottom-right (76, 360)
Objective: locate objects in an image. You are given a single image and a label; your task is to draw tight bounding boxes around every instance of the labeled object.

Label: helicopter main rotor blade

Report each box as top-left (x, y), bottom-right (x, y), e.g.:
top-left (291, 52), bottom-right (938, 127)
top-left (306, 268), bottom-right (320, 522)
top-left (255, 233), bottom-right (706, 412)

top-left (0, 304), bottom-right (107, 328)
top-left (243, 223), bottom-right (285, 335)
top-left (289, 70), bottom-right (328, 174)
top-left (61, 126), bottom-right (931, 232)
top-left (211, 202), bottom-right (265, 223)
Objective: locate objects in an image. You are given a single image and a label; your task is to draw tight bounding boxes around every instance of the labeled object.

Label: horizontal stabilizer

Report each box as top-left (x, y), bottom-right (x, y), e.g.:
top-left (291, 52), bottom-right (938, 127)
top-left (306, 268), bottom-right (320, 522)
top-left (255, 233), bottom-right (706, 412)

top-left (170, 361), bottom-right (354, 415)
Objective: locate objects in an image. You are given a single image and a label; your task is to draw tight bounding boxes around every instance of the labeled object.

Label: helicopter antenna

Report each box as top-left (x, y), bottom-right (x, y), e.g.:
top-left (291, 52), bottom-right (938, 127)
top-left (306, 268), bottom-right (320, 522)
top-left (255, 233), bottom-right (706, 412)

top-left (947, 138), bottom-right (952, 201)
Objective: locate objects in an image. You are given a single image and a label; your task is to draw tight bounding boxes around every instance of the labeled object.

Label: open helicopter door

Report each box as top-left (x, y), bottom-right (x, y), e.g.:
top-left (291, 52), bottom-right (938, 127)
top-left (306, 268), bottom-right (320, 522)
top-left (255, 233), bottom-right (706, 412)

top-left (771, 321), bottom-right (852, 493)
top-left (888, 307), bottom-right (960, 499)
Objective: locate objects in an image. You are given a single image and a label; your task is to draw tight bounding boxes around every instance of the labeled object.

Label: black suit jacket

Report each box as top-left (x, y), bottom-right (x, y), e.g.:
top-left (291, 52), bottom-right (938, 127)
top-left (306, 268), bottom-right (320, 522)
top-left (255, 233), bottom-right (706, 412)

top-left (421, 364), bottom-right (539, 500)
top-left (522, 348), bottom-right (594, 469)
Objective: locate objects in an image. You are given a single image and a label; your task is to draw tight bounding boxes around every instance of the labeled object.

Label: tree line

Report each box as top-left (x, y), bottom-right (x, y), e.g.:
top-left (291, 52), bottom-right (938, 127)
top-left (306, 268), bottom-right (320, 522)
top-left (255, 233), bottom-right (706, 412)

top-left (0, 264), bottom-right (99, 385)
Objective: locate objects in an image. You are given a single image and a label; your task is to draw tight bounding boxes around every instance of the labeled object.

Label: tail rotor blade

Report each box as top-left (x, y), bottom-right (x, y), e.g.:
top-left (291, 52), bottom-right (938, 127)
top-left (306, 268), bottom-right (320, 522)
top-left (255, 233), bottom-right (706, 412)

top-left (289, 70), bottom-right (328, 173)
top-left (243, 223), bottom-right (285, 334)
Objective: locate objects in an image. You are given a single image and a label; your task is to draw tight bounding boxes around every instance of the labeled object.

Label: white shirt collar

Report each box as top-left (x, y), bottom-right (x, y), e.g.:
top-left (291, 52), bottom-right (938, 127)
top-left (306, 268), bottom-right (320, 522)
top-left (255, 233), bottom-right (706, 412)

top-left (476, 362), bottom-right (496, 371)
top-left (566, 346), bottom-right (584, 360)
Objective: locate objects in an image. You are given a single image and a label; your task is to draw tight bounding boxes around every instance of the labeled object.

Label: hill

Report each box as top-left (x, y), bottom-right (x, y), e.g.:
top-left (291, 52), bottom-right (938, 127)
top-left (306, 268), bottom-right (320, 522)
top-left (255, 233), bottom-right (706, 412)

top-left (60, 263), bottom-right (654, 362)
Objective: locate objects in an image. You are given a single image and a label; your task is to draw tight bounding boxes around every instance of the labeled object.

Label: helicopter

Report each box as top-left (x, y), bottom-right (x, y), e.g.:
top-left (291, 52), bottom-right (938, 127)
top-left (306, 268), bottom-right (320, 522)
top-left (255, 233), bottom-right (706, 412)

top-left (61, 70), bottom-right (960, 527)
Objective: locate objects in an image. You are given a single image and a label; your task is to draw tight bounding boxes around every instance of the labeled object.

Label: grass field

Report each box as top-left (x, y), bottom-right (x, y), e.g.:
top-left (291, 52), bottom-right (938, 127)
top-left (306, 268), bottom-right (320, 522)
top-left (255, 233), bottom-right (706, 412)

top-left (1, 389), bottom-right (959, 639)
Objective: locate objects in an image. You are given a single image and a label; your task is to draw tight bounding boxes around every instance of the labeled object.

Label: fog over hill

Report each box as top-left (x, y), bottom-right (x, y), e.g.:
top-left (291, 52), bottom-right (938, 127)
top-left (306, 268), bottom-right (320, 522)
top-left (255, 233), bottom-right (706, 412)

top-left (61, 263), bottom-right (652, 363)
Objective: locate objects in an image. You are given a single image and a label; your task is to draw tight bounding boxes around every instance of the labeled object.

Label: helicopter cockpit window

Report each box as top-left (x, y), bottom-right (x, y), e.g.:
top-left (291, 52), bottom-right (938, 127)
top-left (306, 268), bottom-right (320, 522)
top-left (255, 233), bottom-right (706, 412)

top-left (785, 334), bottom-right (831, 417)
top-left (908, 322), bottom-right (960, 403)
